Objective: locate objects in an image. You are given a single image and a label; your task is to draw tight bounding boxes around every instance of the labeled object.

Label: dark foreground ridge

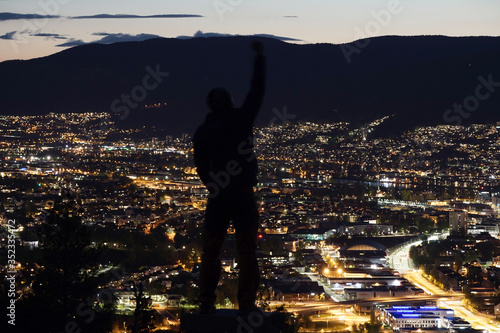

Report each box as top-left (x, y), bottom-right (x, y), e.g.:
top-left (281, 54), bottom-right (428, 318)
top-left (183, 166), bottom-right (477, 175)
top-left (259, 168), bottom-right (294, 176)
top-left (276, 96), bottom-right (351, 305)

top-left (180, 309), bottom-right (286, 333)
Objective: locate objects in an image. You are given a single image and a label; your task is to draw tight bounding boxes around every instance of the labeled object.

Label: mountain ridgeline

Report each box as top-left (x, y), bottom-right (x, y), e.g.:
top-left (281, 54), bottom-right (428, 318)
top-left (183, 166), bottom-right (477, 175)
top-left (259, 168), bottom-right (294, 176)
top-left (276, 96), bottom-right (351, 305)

top-left (1, 35), bottom-right (499, 135)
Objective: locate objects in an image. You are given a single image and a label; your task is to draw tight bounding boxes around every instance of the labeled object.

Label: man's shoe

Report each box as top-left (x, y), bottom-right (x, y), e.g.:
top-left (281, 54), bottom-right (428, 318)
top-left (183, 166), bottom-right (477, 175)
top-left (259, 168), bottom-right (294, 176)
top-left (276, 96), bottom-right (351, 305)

top-left (200, 303), bottom-right (216, 315)
top-left (237, 305), bottom-right (261, 316)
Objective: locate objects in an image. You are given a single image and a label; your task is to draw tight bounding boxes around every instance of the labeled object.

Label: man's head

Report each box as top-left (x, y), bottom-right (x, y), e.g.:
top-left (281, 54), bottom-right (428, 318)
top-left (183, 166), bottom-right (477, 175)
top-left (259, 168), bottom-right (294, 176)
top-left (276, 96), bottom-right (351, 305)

top-left (206, 87), bottom-right (234, 112)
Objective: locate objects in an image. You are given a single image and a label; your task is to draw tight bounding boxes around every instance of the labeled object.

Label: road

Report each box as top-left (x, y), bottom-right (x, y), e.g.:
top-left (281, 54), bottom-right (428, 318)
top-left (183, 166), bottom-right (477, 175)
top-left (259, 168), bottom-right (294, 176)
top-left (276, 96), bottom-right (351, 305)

top-left (388, 232), bottom-right (500, 332)
top-left (404, 270), bottom-right (499, 332)
top-left (272, 301), bottom-right (369, 330)
top-left (389, 238), bottom-right (417, 273)
top-left (404, 270), bottom-right (451, 297)
top-left (257, 232), bottom-right (500, 332)
top-left (388, 233), bottom-right (446, 274)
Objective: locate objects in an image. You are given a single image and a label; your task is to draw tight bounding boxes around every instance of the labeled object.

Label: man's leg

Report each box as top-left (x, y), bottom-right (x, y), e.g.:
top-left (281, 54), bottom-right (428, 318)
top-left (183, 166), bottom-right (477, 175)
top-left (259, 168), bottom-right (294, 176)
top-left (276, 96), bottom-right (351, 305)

top-left (199, 229), bottom-right (226, 307)
top-left (233, 188), bottom-right (260, 311)
top-left (199, 196), bottom-right (229, 310)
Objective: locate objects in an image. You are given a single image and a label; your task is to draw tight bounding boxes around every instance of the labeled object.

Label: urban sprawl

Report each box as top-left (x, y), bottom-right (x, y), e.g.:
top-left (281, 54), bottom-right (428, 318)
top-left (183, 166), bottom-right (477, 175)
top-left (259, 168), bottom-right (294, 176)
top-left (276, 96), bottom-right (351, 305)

top-left (2, 112), bottom-right (500, 332)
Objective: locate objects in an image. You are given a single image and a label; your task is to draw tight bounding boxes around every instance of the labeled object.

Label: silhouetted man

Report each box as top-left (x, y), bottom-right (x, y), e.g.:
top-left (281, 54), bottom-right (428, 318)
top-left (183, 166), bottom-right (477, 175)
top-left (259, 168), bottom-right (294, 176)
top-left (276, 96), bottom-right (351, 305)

top-left (193, 41), bottom-right (265, 315)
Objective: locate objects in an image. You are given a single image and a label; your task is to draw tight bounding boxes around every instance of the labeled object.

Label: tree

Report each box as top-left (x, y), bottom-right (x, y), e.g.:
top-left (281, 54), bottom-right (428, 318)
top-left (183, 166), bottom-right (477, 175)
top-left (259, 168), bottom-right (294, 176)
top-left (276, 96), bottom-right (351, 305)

top-left (476, 241), bottom-right (494, 261)
top-left (215, 278), bottom-right (238, 307)
top-left (415, 217), bottom-right (434, 234)
top-left (401, 190), bottom-right (412, 202)
top-left (297, 314), bottom-right (312, 330)
top-left (463, 285), bottom-right (481, 310)
top-left (464, 250), bottom-right (478, 263)
top-left (20, 200), bottom-right (37, 218)
top-left (294, 241), bottom-right (306, 263)
top-left (365, 321), bottom-right (382, 333)
top-left (397, 217), bottom-right (410, 233)
top-left (454, 253), bottom-right (464, 272)
top-left (131, 281), bottom-right (156, 333)
top-left (352, 321), bottom-right (381, 333)
top-left (274, 305), bottom-right (301, 333)
top-left (436, 217), bottom-right (449, 232)
top-left (466, 266), bottom-right (483, 286)
top-left (18, 201), bottom-right (106, 332)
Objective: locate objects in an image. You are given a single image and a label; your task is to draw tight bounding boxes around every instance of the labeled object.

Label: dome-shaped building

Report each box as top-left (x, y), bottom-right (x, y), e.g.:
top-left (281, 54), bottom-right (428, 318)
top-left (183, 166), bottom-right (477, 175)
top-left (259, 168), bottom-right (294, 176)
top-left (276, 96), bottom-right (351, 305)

top-left (339, 240), bottom-right (387, 264)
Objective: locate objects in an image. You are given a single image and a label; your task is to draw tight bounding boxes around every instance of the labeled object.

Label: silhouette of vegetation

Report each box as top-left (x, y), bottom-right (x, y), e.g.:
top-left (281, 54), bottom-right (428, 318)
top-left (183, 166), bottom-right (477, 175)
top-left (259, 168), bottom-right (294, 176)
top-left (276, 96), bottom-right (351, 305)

top-left (16, 201), bottom-right (115, 332)
top-left (131, 281), bottom-right (156, 333)
top-left (352, 321), bottom-right (382, 333)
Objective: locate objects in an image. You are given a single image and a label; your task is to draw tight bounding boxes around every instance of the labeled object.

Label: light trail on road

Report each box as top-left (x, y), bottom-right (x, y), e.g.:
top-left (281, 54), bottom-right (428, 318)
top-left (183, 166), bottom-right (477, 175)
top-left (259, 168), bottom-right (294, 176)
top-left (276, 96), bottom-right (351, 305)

top-left (389, 232), bottom-right (499, 332)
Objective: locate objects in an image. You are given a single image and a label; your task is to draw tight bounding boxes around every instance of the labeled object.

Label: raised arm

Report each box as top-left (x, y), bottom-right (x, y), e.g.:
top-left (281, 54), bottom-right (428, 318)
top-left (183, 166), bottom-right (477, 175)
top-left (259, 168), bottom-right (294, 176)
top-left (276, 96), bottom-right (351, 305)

top-left (241, 41), bottom-right (266, 122)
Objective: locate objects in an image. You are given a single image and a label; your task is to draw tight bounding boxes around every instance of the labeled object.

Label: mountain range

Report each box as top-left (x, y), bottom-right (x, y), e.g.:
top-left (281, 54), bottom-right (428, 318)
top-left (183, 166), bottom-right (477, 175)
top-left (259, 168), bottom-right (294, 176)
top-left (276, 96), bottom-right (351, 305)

top-left (1, 35), bottom-right (499, 135)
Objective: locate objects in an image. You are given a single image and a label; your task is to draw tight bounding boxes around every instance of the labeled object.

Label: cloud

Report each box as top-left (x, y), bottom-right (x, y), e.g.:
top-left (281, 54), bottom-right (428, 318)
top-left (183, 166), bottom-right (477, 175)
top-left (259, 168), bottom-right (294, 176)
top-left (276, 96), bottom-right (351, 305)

top-left (283, 16), bottom-right (298, 18)
top-left (56, 38), bottom-right (85, 47)
top-left (0, 30), bottom-right (68, 43)
top-left (177, 30), bottom-right (302, 42)
top-left (90, 32), bottom-right (163, 44)
top-left (0, 31), bottom-right (16, 40)
top-left (31, 32), bottom-right (67, 40)
top-left (56, 33), bottom-right (163, 47)
top-left (254, 33), bottom-right (301, 41)
top-left (0, 12), bottom-right (59, 21)
top-left (177, 31), bottom-right (232, 39)
top-left (0, 12), bottom-right (202, 22)
top-left (72, 13), bottom-right (202, 19)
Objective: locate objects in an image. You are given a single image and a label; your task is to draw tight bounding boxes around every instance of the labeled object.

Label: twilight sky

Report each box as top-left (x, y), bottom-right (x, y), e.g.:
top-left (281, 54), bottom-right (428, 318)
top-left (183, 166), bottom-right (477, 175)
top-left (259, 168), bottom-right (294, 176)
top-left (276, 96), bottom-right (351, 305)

top-left (0, 0), bottom-right (499, 62)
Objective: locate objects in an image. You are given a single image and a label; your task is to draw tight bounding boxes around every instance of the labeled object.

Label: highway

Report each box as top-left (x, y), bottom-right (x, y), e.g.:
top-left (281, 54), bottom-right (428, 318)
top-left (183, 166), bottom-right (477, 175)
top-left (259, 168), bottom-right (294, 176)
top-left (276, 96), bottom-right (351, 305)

top-left (387, 232), bottom-right (500, 332)
top-left (169, 232), bottom-right (499, 332)
top-left (403, 270), bottom-right (499, 332)
top-left (229, 231), bottom-right (500, 332)
top-left (388, 233), bottom-right (446, 274)
top-left (269, 301), bottom-right (370, 330)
